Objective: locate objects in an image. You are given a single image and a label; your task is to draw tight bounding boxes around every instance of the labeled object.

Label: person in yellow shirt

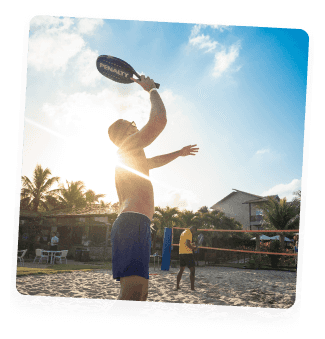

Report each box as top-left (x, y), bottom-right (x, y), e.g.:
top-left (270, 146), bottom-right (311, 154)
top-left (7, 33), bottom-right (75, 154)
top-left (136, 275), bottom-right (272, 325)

top-left (177, 226), bottom-right (198, 290)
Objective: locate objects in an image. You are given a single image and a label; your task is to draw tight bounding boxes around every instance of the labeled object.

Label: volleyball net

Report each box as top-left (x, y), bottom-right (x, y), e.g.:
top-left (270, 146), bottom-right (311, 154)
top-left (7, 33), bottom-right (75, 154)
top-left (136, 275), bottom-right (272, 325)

top-left (171, 227), bottom-right (299, 257)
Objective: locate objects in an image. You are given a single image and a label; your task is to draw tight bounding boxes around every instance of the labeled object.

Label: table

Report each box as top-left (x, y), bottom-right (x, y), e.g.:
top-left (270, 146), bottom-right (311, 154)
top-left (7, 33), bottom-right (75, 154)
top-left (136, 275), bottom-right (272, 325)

top-left (43, 250), bottom-right (62, 264)
top-left (150, 253), bottom-right (161, 271)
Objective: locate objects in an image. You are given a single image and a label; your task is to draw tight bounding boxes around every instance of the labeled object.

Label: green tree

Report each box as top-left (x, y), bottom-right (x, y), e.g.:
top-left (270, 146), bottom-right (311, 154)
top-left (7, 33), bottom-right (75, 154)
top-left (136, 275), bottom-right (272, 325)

top-left (192, 208), bottom-right (214, 229)
top-left (152, 206), bottom-right (179, 250)
top-left (293, 190), bottom-right (301, 202)
top-left (85, 189), bottom-right (106, 205)
top-left (151, 213), bottom-right (163, 252)
top-left (20, 164), bottom-right (60, 211)
top-left (110, 202), bottom-right (120, 213)
top-left (154, 206), bottom-right (180, 229)
top-left (289, 190), bottom-right (301, 230)
top-left (176, 210), bottom-right (196, 228)
top-left (198, 206), bottom-right (209, 213)
top-left (194, 209), bottom-right (243, 247)
top-left (100, 200), bottom-right (111, 208)
top-left (261, 196), bottom-right (300, 252)
top-left (56, 180), bottom-right (87, 209)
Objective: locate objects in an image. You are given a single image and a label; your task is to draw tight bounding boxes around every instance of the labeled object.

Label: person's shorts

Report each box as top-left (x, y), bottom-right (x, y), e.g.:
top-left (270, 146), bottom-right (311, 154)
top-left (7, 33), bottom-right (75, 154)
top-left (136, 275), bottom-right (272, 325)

top-left (111, 212), bottom-right (151, 281)
top-left (179, 253), bottom-right (195, 268)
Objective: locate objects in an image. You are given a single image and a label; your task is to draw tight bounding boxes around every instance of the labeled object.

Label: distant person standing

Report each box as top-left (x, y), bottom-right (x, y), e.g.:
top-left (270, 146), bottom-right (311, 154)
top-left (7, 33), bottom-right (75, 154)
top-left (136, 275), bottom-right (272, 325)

top-left (194, 233), bottom-right (204, 266)
top-left (48, 232), bottom-right (59, 264)
top-left (176, 226), bottom-right (198, 290)
top-left (49, 232), bottom-right (59, 264)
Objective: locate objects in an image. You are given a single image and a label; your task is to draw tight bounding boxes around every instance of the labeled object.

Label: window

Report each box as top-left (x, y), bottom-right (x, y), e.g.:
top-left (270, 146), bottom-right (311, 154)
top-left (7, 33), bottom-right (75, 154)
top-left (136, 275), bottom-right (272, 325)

top-left (256, 209), bottom-right (263, 216)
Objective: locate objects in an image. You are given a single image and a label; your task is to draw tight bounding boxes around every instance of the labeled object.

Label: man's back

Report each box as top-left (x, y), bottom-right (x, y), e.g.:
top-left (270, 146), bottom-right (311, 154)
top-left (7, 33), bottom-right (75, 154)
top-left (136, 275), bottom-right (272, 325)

top-left (179, 229), bottom-right (193, 254)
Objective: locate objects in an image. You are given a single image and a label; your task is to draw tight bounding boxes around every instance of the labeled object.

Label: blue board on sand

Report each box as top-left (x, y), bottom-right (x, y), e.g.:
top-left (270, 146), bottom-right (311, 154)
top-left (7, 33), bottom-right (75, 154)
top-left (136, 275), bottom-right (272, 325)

top-left (161, 228), bottom-right (172, 271)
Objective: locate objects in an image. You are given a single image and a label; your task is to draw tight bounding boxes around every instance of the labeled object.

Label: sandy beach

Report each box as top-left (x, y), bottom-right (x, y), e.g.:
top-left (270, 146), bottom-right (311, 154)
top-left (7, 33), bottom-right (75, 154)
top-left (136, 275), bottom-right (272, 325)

top-left (16, 266), bottom-right (296, 308)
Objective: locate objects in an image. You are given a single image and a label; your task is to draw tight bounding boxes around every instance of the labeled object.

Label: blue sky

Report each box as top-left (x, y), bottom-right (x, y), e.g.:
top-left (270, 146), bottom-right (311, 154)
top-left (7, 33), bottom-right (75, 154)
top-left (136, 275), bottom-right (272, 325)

top-left (22, 16), bottom-right (308, 212)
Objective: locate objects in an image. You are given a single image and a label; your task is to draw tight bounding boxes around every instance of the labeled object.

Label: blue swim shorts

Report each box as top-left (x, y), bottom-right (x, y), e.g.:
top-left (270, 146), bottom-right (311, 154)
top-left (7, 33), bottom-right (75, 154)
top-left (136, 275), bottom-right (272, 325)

top-left (111, 212), bottom-right (151, 281)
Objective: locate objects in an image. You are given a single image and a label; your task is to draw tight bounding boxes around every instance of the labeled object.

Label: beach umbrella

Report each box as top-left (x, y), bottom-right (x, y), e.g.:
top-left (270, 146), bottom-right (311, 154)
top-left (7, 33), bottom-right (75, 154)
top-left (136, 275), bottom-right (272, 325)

top-left (250, 234), bottom-right (272, 241)
top-left (269, 235), bottom-right (293, 242)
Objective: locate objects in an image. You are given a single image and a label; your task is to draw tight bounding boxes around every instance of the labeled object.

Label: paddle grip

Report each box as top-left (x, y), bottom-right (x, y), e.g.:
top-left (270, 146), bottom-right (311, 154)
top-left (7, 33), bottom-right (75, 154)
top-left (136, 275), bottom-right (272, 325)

top-left (134, 71), bottom-right (160, 89)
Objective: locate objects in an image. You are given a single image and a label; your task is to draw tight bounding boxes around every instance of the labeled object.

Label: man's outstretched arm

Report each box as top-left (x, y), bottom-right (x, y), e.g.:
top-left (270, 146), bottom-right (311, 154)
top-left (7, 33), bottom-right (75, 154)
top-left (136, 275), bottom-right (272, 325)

top-left (147, 144), bottom-right (199, 169)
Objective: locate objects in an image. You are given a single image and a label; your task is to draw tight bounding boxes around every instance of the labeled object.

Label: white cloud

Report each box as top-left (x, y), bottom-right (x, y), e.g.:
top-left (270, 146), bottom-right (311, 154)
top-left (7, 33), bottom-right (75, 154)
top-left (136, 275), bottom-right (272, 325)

top-left (189, 34), bottom-right (218, 53)
top-left (261, 179), bottom-right (301, 201)
top-left (30, 16), bottom-right (74, 31)
top-left (189, 24), bottom-right (241, 78)
top-left (77, 18), bottom-right (104, 35)
top-left (156, 189), bottom-right (199, 211)
top-left (41, 87), bottom-right (180, 138)
top-left (190, 24), bottom-right (205, 37)
top-left (210, 25), bottom-right (231, 32)
top-left (256, 148), bottom-right (270, 155)
top-left (74, 48), bottom-right (102, 86)
top-left (28, 30), bottom-right (85, 73)
top-left (189, 24), bottom-right (218, 52)
top-left (42, 89), bottom-right (125, 135)
top-left (213, 42), bottom-right (241, 78)
top-left (28, 16), bottom-right (103, 76)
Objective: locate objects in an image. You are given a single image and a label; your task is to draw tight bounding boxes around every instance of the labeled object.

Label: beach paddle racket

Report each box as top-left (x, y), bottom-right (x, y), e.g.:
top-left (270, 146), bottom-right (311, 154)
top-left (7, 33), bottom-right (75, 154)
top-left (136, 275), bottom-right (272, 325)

top-left (197, 233), bottom-right (204, 247)
top-left (96, 55), bottom-right (160, 89)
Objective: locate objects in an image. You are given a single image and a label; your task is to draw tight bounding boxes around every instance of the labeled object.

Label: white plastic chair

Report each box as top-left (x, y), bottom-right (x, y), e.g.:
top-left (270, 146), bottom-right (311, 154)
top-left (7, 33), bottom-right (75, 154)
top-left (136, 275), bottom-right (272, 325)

top-left (54, 250), bottom-right (68, 264)
top-left (17, 249), bottom-right (27, 266)
top-left (33, 249), bottom-right (49, 264)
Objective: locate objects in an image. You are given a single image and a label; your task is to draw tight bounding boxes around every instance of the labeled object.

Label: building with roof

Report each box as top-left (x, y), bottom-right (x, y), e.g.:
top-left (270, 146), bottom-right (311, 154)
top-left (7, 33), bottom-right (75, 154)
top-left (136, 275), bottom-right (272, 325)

top-left (210, 189), bottom-right (279, 230)
top-left (18, 204), bottom-right (118, 260)
top-left (18, 202), bottom-right (159, 260)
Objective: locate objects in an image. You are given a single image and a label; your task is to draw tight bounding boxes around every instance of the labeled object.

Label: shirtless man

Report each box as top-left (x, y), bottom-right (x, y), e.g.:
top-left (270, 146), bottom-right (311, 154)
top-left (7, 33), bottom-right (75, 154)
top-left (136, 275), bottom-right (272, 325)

top-left (108, 75), bottom-right (199, 301)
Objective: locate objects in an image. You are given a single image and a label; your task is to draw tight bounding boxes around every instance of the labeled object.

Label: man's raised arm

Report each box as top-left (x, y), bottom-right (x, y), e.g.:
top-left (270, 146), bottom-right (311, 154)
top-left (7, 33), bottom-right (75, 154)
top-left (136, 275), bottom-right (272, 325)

top-left (147, 145), bottom-right (199, 169)
top-left (121, 76), bottom-right (167, 151)
top-left (134, 74), bottom-right (167, 125)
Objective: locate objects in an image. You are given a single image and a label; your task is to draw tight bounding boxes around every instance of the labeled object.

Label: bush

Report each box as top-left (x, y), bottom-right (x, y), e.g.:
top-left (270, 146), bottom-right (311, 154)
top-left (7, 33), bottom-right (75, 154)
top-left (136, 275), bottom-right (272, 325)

top-left (247, 254), bottom-right (263, 270)
top-left (279, 248), bottom-right (296, 267)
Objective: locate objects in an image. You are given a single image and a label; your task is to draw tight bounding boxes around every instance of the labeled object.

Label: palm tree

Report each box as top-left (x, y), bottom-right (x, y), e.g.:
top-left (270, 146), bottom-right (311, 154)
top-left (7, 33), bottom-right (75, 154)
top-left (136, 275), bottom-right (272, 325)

top-left (209, 209), bottom-right (222, 225)
top-left (56, 180), bottom-right (87, 209)
top-left (198, 206), bottom-right (209, 213)
top-left (100, 200), bottom-right (111, 208)
top-left (110, 202), bottom-right (120, 214)
top-left (154, 206), bottom-right (180, 229)
top-left (261, 196), bottom-right (300, 251)
top-left (176, 209), bottom-right (196, 228)
top-left (192, 209), bottom-right (243, 247)
top-left (85, 189), bottom-right (106, 205)
top-left (292, 190), bottom-right (301, 203)
top-left (287, 190), bottom-right (301, 230)
top-left (20, 164), bottom-right (60, 211)
top-left (152, 206), bottom-right (180, 250)
top-left (151, 214), bottom-right (162, 252)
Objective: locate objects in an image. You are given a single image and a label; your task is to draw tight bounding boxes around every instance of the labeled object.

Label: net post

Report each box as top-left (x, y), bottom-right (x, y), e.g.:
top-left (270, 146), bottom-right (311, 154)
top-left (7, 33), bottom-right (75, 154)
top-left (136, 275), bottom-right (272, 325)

top-left (256, 234), bottom-right (261, 264)
top-left (161, 227), bottom-right (172, 271)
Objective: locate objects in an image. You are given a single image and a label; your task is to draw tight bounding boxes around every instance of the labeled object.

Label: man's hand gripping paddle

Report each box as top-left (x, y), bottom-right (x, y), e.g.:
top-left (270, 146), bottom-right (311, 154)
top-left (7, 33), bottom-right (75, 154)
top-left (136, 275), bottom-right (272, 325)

top-left (96, 55), bottom-right (160, 89)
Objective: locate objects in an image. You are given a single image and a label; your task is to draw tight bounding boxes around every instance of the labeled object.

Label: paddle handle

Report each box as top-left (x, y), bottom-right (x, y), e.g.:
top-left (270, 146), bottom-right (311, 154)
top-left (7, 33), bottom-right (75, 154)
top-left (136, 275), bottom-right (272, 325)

top-left (134, 71), bottom-right (160, 89)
